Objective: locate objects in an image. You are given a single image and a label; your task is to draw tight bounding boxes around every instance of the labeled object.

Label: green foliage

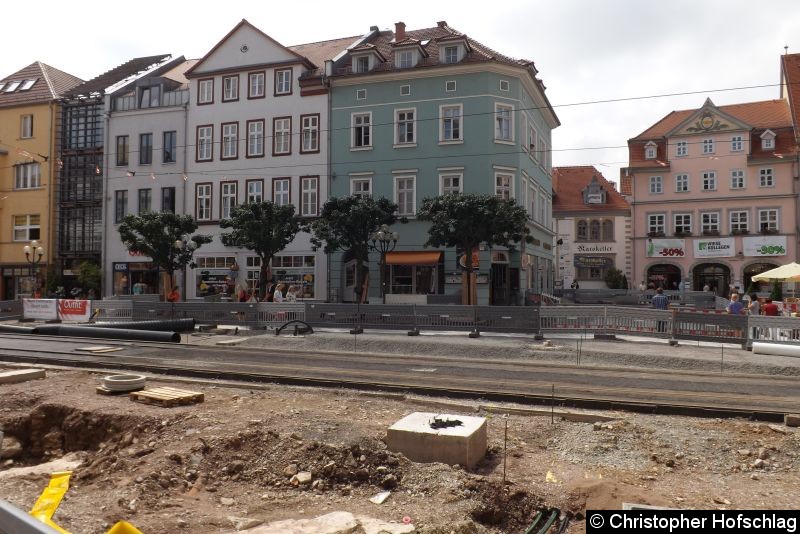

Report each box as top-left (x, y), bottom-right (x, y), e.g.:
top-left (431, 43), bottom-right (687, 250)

top-left (770, 279), bottom-right (783, 301)
top-left (220, 201), bottom-right (302, 299)
top-left (604, 268), bottom-right (625, 289)
top-left (621, 274), bottom-right (629, 290)
top-left (77, 261), bottom-right (101, 293)
top-left (118, 211), bottom-right (212, 277)
top-left (745, 281), bottom-right (757, 296)
top-left (44, 264), bottom-right (61, 294)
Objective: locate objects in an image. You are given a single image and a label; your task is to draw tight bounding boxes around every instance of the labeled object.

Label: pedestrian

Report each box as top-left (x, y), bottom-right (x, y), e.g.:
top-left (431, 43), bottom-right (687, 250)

top-left (762, 298), bottom-right (779, 316)
top-left (703, 283), bottom-right (710, 292)
top-left (726, 293), bottom-right (745, 315)
top-left (166, 285), bottom-right (180, 303)
top-left (236, 284), bottom-right (247, 303)
top-left (273, 283), bottom-right (286, 303)
top-left (265, 280), bottom-right (277, 302)
top-left (638, 281), bottom-right (646, 292)
top-left (247, 288), bottom-right (259, 303)
top-left (747, 294), bottom-right (760, 316)
top-left (651, 287), bottom-right (669, 310)
top-left (285, 285), bottom-right (298, 303)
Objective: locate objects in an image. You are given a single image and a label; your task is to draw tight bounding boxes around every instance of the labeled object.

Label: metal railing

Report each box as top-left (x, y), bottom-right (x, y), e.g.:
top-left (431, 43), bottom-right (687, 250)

top-left (0, 300), bottom-right (22, 320)
top-left (748, 316), bottom-right (800, 347)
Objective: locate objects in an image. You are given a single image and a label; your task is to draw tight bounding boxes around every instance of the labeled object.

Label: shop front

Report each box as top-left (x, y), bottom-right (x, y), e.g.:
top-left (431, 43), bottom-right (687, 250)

top-left (693, 263), bottom-right (730, 296)
top-left (112, 262), bottom-right (166, 297)
top-left (195, 256), bottom-right (237, 298)
top-left (0, 265), bottom-right (40, 300)
top-left (573, 255), bottom-right (615, 287)
top-left (384, 251), bottom-right (443, 304)
top-left (743, 262), bottom-right (779, 293)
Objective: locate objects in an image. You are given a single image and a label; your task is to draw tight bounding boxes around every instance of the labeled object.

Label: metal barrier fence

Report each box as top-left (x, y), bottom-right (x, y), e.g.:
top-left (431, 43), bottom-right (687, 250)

top-left (673, 310), bottom-right (748, 345)
top-left (0, 300), bottom-right (22, 320)
top-left (748, 316), bottom-right (800, 347)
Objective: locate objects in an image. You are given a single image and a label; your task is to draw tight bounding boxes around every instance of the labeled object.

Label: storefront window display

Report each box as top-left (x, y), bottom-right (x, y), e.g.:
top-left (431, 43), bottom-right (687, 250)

top-left (112, 262), bottom-right (162, 296)
top-left (195, 256), bottom-right (237, 297)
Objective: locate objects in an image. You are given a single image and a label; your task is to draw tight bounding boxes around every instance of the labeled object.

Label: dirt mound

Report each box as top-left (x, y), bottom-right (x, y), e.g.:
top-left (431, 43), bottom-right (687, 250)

top-left (565, 479), bottom-right (670, 512)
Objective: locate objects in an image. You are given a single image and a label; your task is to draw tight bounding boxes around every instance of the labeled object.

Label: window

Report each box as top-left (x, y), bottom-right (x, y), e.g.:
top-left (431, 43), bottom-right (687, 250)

top-left (352, 112), bottom-right (372, 148)
top-left (20, 115), bottom-right (33, 138)
top-left (443, 46), bottom-right (458, 64)
top-left (500, 79), bottom-right (510, 91)
top-left (702, 138), bottom-right (714, 154)
top-left (139, 133), bottom-right (152, 165)
top-left (198, 79), bottom-right (213, 104)
top-left (248, 71), bottom-right (265, 98)
top-left (701, 212), bottom-right (719, 233)
top-left (161, 187), bottom-right (175, 213)
top-left (275, 68), bottom-right (292, 95)
top-left (221, 182), bottom-right (237, 219)
top-left (273, 117), bottom-right (291, 155)
top-left (163, 131), bottom-right (176, 163)
top-left (247, 120), bottom-right (264, 157)
top-left (301, 176), bottom-right (318, 216)
top-left (4, 81), bottom-right (20, 92)
top-left (759, 168), bottom-right (774, 187)
top-left (400, 84), bottom-right (410, 96)
top-left (14, 163), bottom-right (40, 189)
top-left (116, 135), bottom-right (129, 166)
top-left (395, 176), bottom-right (415, 216)
top-left (139, 86), bottom-right (160, 108)
top-left (730, 169), bottom-right (745, 189)
top-left (246, 180), bottom-right (263, 203)
top-left (676, 140), bottom-right (687, 157)
top-left (397, 50), bottom-right (413, 68)
top-left (674, 214), bottom-right (692, 234)
top-left (589, 220), bottom-right (601, 240)
top-left (356, 89), bottom-right (367, 100)
top-left (19, 79), bottom-right (36, 91)
top-left (762, 136), bottom-right (775, 150)
top-left (13, 214), bottom-right (40, 241)
top-left (759, 209), bottom-right (778, 232)
top-left (356, 56), bottom-right (369, 73)
top-left (602, 220), bottom-right (614, 240)
top-left (495, 173), bottom-right (512, 200)
top-left (440, 173), bottom-right (462, 195)
top-left (445, 80), bottom-right (456, 92)
top-left (351, 178), bottom-right (371, 198)
top-left (529, 127), bottom-right (538, 158)
top-left (649, 176), bottom-right (662, 194)
top-left (222, 75), bottom-right (238, 101)
top-left (648, 214), bottom-right (665, 235)
top-left (730, 210), bottom-right (749, 233)
top-left (301, 114), bottom-right (319, 153)
top-left (395, 109), bottom-right (415, 144)
top-left (138, 189), bottom-right (151, 214)
top-left (440, 105), bottom-right (462, 141)
top-left (731, 135), bottom-right (743, 152)
top-left (246, 257), bottom-right (261, 292)
top-left (675, 173), bottom-right (689, 192)
top-left (645, 143), bottom-right (656, 159)
top-left (273, 178), bottom-right (290, 206)
top-left (197, 126), bottom-right (213, 161)
top-left (495, 104), bottom-right (513, 141)
top-left (222, 123), bottom-right (238, 159)
top-left (114, 191), bottom-right (128, 223)
top-left (702, 171), bottom-right (717, 191)
top-left (196, 184), bottom-right (212, 221)
top-left (576, 220), bottom-right (588, 240)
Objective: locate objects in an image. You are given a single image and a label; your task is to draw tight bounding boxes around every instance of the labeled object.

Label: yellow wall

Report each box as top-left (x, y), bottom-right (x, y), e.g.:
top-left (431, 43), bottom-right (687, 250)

top-left (0, 101), bottom-right (56, 272)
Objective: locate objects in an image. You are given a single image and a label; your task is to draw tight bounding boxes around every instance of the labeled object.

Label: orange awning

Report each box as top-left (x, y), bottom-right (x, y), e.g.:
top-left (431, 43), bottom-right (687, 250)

top-left (385, 251), bottom-right (442, 266)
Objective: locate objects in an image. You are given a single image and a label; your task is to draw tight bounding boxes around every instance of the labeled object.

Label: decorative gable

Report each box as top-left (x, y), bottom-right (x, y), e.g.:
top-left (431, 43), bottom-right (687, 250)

top-left (667, 98), bottom-right (751, 137)
top-left (760, 129), bottom-right (776, 150)
top-left (582, 175), bottom-right (607, 205)
top-left (644, 141), bottom-right (657, 159)
top-left (437, 35), bottom-right (470, 64)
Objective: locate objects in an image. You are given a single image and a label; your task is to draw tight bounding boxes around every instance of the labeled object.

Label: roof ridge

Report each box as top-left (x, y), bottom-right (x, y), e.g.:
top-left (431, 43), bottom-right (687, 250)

top-left (289, 34), bottom-right (362, 48)
top-left (37, 61), bottom-right (57, 99)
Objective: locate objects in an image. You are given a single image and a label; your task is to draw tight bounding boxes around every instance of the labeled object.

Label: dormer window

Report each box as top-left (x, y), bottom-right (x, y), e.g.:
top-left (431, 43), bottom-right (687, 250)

top-left (761, 129), bottom-right (776, 150)
top-left (396, 50), bottom-right (415, 68)
top-left (355, 56), bottom-right (370, 73)
top-left (645, 141), bottom-right (657, 159)
top-left (443, 46), bottom-right (459, 64)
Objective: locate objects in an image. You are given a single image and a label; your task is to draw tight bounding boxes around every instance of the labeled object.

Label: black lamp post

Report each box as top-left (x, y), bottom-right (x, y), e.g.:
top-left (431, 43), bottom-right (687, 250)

top-left (370, 224), bottom-right (398, 304)
top-left (23, 240), bottom-right (44, 296)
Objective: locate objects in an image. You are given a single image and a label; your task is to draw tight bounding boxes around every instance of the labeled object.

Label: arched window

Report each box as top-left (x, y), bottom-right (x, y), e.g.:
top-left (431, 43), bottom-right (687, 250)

top-left (602, 220), bottom-right (613, 241)
top-left (589, 220), bottom-right (600, 240)
top-left (576, 220), bottom-right (588, 240)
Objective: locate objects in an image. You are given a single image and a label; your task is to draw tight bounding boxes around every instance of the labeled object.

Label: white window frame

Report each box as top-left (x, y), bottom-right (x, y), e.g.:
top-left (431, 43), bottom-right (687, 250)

top-left (495, 172), bottom-right (513, 200)
top-left (702, 138), bottom-right (715, 154)
top-left (759, 209), bottom-right (779, 232)
top-left (675, 173), bottom-right (689, 193)
top-left (762, 136), bottom-right (775, 150)
top-left (702, 171), bottom-right (717, 191)
top-left (676, 140), bottom-right (688, 157)
top-left (301, 176), bottom-right (318, 217)
top-left (355, 55), bottom-right (370, 73)
top-left (701, 212), bottom-right (720, 233)
top-left (198, 79), bottom-right (213, 104)
top-left (529, 127), bottom-right (538, 160)
top-left (730, 210), bottom-right (749, 233)
top-left (197, 126), bottom-right (213, 161)
top-left (273, 117), bottom-right (291, 155)
top-left (248, 72), bottom-right (265, 98)
top-left (350, 177), bottom-right (372, 198)
top-left (351, 112), bottom-right (372, 149)
top-left (759, 168), bottom-right (774, 187)
top-left (221, 182), bottom-right (237, 219)
top-left (273, 178), bottom-right (290, 207)
top-left (400, 84), bottom-right (411, 96)
top-left (356, 88), bottom-right (367, 100)
top-left (301, 114), bottom-right (319, 153)
top-left (222, 123), bottom-right (238, 159)
top-left (20, 114), bottom-right (33, 138)
top-left (247, 120), bottom-right (264, 157)
top-left (730, 169), bottom-right (745, 189)
top-left (14, 163), bottom-right (41, 189)
top-left (395, 108), bottom-right (416, 145)
top-left (443, 46), bottom-right (459, 64)
top-left (673, 213), bottom-right (692, 234)
top-left (445, 80), bottom-right (457, 92)
top-left (439, 172), bottom-right (463, 195)
top-left (645, 143), bottom-right (657, 159)
top-left (396, 50), bottom-right (414, 69)
top-left (649, 175), bottom-right (662, 194)
top-left (196, 184), bottom-right (212, 221)
top-left (440, 104), bottom-right (463, 142)
top-left (495, 103), bottom-right (514, 142)
top-left (13, 214), bottom-right (40, 242)
top-left (394, 175), bottom-right (416, 216)
top-left (731, 135), bottom-right (743, 152)
top-left (246, 180), bottom-right (263, 204)
top-left (648, 214), bottom-right (665, 235)
top-left (222, 75), bottom-right (238, 101)
top-left (500, 79), bottom-right (510, 91)
top-left (275, 69), bottom-right (292, 95)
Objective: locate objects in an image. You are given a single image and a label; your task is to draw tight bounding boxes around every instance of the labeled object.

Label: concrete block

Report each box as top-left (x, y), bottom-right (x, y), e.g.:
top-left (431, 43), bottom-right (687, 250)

top-left (785, 414), bottom-right (800, 427)
top-left (386, 412), bottom-right (487, 469)
top-left (0, 369), bottom-right (45, 385)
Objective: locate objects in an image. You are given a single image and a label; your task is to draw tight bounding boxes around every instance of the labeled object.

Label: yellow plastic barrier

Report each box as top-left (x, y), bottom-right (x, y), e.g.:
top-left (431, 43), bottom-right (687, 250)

top-left (107, 521), bottom-right (144, 534)
top-left (29, 470), bottom-right (72, 533)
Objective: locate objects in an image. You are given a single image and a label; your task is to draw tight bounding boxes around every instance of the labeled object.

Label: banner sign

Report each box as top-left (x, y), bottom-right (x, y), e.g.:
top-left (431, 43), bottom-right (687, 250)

top-left (57, 299), bottom-right (92, 322)
top-left (743, 235), bottom-right (787, 257)
top-left (23, 299), bottom-right (57, 320)
top-left (575, 244), bottom-right (614, 253)
top-left (573, 256), bottom-right (613, 269)
top-left (646, 239), bottom-right (686, 258)
top-left (694, 237), bottom-right (734, 258)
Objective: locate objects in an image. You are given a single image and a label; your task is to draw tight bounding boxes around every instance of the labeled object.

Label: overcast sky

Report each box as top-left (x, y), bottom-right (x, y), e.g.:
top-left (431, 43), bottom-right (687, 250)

top-left (6, 0), bottom-right (799, 185)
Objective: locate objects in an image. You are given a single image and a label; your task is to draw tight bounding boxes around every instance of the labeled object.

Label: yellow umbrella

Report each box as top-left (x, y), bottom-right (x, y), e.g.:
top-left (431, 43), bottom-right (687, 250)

top-left (751, 262), bottom-right (800, 281)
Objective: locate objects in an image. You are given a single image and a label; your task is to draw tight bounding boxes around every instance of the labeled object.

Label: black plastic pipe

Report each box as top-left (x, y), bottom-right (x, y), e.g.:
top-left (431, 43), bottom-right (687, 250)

top-left (0, 325), bottom-right (37, 335)
top-left (91, 318), bottom-right (196, 332)
top-left (30, 325), bottom-right (181, 343)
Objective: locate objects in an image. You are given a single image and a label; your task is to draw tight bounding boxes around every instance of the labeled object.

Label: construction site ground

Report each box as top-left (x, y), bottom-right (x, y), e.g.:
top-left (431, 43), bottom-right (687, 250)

top-left (1, 365), bottom-right (799, 534)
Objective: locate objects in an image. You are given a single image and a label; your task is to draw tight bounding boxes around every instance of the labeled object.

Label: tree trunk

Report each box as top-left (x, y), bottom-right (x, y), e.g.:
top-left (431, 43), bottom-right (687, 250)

top-left (259, 259), bottom-right (270, 301)
top-left (356, 259), bottom-right (370, 304)
top-left (462, 245), bottom-right (476, 306)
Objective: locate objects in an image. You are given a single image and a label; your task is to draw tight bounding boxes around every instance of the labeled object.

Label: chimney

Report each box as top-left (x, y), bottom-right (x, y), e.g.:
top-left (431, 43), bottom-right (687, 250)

top-left (395, 22), bottom-right (406, 41)
top-left (437, 21), bottom-right (447, 28)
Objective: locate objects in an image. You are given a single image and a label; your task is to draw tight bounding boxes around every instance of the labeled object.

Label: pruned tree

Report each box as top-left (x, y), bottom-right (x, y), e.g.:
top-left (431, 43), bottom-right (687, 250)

top-left (220, 201), bottom-right (302, 300)
top-left (118, 211), bottom-right (212, 301)
top-left (309, 196), bottom-right (401, 303)
top-left (419, 194), bottom-right (532, 305)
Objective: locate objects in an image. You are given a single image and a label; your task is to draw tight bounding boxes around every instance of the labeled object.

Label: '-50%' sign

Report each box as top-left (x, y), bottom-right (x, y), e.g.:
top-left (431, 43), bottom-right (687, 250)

top-left (646, 239), bottom-right (686, 258)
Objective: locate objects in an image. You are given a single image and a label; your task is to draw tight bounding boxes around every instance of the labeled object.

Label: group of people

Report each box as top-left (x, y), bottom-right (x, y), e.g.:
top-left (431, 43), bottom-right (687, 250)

top-left (234, 281), bottom-right (299, 303)
top-left (726, 293), bottom-right (780, 316)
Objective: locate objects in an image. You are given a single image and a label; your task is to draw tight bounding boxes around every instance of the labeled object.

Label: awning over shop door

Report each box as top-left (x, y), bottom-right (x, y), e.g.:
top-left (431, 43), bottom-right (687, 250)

top-left (385, 251), bottom-right (442, 265)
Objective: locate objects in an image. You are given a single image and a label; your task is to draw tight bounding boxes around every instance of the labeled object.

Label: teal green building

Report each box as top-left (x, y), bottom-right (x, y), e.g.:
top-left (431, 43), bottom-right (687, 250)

top-left (325, 21), bottom-right (559, 304)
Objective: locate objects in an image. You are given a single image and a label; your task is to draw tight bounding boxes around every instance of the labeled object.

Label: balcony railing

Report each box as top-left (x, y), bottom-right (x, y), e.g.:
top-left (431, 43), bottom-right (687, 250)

top-left (113, 89), bottom-right (189, 112)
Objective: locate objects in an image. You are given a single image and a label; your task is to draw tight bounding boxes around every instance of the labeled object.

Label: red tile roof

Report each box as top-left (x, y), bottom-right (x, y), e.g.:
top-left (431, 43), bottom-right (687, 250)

top-left (0, 62), bottom-right (82, 109)
top-left (781, 53), bottom-right (800, 137)
top-left (619, 174), bottom-right (632, 196)
top-left (552, 166), bottom-right (630, 213)
top-left (289, 34), bottom-right (362, 69)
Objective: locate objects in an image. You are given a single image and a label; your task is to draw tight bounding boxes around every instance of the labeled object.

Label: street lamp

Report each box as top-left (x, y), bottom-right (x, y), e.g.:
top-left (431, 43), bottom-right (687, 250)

top-left (174, 238), bottom-right (198, 301)
top-left (23, 240), bottom-right (45, 296)
top-left (370, 224), bottom-right (399, 304)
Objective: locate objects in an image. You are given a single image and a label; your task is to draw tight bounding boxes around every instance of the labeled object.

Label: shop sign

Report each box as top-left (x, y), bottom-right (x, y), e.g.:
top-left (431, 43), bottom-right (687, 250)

top-left (573, 256), bottom-right (613, 268)
top-left (23, 298), bottom-right (57, 320)
top-left (113, 263), bottom-right (129, 272)
top-left (128, 250), bottom-right (150, 258)
top-left (743, 235), bottom-right (787, 257)
top-left (445, 272), bottom-right (489, 284)
top-left (458, 251), bottom-right (480, 269)
top-left (694, 237), bottom-right (734, 258)
top-left (57, 299), bottom-right (92, 322)
top-left (646, 239), bottom-right (686, 258)
top-left (586, 193), bottom-right (603, 204)
top-left (23, 299), bottom-right (92, 322)
top-left (575, 244), bottom-right (614, 253)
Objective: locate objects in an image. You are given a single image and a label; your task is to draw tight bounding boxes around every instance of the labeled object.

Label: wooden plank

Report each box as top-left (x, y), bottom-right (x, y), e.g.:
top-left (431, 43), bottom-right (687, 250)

top-left (129, 387), bottom-right (204, 407)
top-left (0, 369), bottom-right (46, 384)
top-left (96, 385), bottom-right (142, 395)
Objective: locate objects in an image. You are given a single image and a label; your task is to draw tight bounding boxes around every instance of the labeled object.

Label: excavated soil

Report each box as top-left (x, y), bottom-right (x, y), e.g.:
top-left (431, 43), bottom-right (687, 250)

top-left (1, 368), bottom-right (799, 534)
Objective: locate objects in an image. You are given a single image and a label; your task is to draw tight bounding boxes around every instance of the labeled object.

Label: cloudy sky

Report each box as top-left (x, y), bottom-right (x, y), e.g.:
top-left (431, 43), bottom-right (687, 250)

top-left (5, 0), bottom-right (799, 184)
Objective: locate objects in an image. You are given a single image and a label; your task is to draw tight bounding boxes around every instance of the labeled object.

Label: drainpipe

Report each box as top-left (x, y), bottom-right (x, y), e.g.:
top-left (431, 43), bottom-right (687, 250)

top-left (325, 68), bottom-right (333, 302)
top-left (181, 100), bottom-right (189, 301)
top-left (101, 104), bottom-right (112, 298)
top-left (46, 101), bottom-right (55, 295)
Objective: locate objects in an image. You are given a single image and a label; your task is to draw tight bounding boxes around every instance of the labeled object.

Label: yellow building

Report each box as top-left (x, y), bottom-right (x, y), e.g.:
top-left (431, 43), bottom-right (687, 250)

top-left (0, 62), bottom-right (82, 299)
